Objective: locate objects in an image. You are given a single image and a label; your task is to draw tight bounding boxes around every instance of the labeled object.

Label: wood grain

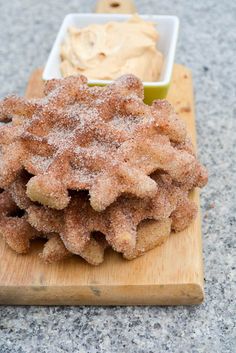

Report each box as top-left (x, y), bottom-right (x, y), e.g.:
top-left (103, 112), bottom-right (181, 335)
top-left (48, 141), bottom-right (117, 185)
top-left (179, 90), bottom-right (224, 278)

top-left (95, 0), bottom-right (136, 14)
top-left (0, 64), bottom-right (204, 305)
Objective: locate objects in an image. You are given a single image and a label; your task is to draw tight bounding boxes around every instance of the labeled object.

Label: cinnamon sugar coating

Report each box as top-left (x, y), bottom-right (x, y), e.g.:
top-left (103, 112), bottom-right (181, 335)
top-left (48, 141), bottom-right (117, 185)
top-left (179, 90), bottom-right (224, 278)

top-left (7, 173), bottom-right (108, 265)
top-left (8, 171), bottom-right (199, 261)
top-left (0, 75), bottom-right (207, 211)
top-left (0, 188), bottom-right (71, 263)
top-left (0, 74), bottom-right (208, 265)
top-left (6, 172), bottom-right (171, 263)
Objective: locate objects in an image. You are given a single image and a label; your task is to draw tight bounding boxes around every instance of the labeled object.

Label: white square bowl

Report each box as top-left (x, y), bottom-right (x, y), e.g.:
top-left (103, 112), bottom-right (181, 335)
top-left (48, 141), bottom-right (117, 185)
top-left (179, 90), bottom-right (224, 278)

top-left (43, 13), bottom-right (179, 104)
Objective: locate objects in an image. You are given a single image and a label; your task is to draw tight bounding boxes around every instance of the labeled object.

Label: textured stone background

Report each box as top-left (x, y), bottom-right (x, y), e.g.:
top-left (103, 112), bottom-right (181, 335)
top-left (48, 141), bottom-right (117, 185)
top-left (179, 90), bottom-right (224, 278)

top-left (0, 0), bottom-right (235, 352)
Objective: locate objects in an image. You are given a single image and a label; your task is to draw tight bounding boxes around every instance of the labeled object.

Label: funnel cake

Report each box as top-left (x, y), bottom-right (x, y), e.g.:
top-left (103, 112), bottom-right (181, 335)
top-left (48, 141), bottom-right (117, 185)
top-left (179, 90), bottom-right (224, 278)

top-left (0, 73), bottom-right (208, 265)
top-left (7, 172), bottom-right (108, 265)
top-left (0, 188), bottom-right (71, 262)
top-left (1, 181), bottom-right (106, 265)
top-left (8, 171), bottom-right (197, 260)
top-left (0, 75), bottom-right (207, 212)
top-left (8, 172), bottom-right (172, 256)
top-left (6, 172), bottom-right (172, 262)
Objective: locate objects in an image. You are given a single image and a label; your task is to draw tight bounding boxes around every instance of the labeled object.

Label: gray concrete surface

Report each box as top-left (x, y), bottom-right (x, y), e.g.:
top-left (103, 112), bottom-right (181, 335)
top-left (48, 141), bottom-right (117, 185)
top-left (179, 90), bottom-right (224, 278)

top-left (0, 0), bottom-right (235, 352)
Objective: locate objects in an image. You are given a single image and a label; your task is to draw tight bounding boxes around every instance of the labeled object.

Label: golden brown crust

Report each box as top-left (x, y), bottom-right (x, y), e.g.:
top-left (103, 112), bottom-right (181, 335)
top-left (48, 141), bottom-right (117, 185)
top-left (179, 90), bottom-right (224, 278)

top-left (0, 74), bottom-right (208, 265)
top-left (123, 219), bottom-right (171, 260)
top-left (40, 234), bottom-right (72, 263)
top-left (0, 190), bottom-right (71, 261)
top-left (0, 75), bottom-right (207, 212)
top-left (9, 172), bottom-right (197, 259)
top-left (0, 190), bottom-right (39, 253)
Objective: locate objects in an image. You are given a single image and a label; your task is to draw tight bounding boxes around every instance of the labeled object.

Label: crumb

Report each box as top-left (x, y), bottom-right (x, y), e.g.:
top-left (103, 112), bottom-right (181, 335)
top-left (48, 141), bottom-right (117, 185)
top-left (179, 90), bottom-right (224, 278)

top-left (180, 105), bottom-right (191, 113)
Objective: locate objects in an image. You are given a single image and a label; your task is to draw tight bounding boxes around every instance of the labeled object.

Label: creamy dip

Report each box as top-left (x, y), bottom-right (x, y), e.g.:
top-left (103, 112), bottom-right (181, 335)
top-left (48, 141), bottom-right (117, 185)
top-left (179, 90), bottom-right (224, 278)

top-left (60, 14), bottom-right (163, 82)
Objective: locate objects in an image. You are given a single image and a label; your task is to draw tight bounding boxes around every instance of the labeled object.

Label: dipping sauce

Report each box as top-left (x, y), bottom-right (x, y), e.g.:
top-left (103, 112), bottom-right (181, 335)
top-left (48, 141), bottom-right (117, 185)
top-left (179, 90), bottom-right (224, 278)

top-left (60, 14), bottom-right (163, 82)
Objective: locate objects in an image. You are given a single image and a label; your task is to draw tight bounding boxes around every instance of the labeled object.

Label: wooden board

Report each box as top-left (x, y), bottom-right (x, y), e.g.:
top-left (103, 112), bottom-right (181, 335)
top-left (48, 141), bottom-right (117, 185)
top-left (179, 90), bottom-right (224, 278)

top-left (0, 64), bottom-right (204, 305)
top-left (95, 0), bottom-right (136, 14)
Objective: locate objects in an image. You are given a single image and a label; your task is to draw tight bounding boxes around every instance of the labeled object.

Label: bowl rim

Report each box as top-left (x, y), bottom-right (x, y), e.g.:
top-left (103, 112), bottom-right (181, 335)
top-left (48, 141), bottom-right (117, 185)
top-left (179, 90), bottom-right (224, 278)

top-left (43, 13), bottom-right (179, 87)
